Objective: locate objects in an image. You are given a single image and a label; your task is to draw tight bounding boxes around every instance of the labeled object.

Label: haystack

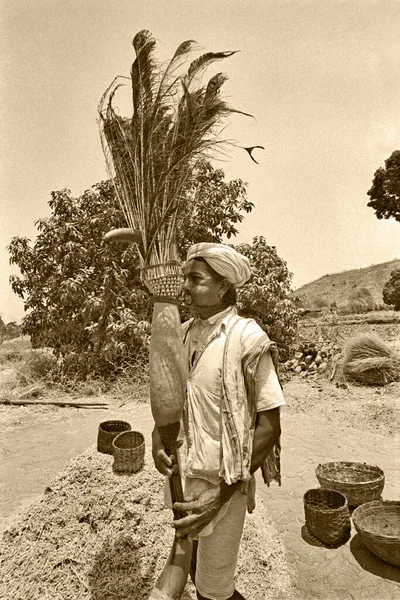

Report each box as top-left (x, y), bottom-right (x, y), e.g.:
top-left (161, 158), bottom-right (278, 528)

top-left (342, 333), bottom-right (400, 386)
top-left (0, 447), bottom-right (293, 600)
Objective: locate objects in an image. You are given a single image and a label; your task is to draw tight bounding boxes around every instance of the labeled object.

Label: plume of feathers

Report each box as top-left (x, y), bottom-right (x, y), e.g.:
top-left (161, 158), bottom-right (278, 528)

top-left (98, 30), bottom-right (250, 277)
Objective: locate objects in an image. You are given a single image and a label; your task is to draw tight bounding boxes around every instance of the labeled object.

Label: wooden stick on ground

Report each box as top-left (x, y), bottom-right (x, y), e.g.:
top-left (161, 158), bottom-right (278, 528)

top-left (0, 399), bottom-right (108, 409)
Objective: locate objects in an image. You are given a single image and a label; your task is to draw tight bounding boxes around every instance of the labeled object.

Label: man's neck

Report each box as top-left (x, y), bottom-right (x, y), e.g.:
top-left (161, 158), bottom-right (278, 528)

top-left (196, 305), bottom-right (230, 321)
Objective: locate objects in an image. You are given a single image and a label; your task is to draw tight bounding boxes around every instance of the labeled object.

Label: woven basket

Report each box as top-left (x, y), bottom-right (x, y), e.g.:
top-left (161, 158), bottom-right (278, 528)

top-left (112, 430), bottom-right (145, 474)
top-left (97, 420), bottom-right (131, 455)
top-left (304, 488), bottom-right (351, 546)
top-left (352, 500), bottom-right (400, 567)
top-left (316, 461), bottom-right (385, 507)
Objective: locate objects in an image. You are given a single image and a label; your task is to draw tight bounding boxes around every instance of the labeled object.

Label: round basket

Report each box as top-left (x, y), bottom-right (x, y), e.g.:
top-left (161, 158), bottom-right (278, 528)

top-left (97, 420), bottom-right (131, 455)
top-left (112, 430), bottom-right (145, 474)
top-left (304, 488), bottom-right (351, 546)
top-left (352, 500), bottom-right (400, 567)
top-left (316, 461), bottom-right (385, 507)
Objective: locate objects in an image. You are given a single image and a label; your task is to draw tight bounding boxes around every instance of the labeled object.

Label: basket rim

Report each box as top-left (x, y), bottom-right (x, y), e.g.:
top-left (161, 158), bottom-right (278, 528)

top-left (352, 500), bottom-right (400, 542)
top-left (316, 461), bottom-right (385, 483)
top-left (112, 430), bottom-right (145, 449)
top-left (304, 487), bottom-right (349, 510)
top-left (99, 419), bottom-right (131, 430)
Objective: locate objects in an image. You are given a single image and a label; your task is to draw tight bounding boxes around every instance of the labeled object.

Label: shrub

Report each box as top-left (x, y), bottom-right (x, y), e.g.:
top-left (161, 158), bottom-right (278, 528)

top-left (236, 236), bottom-right (298, 361)
top-left (16, 351), bottom-right (58, 385)
top-left (382, 268), bottom-right (400, 310)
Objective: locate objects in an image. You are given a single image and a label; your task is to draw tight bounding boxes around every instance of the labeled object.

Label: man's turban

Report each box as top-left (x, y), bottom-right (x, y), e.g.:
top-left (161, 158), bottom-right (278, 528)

top-left (186, 243), bottom-right (252, 288)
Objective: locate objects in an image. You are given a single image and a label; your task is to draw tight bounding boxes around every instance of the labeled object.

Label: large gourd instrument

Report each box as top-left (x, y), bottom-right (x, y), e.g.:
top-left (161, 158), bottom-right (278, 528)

top-left (99, 30), bottom-right (248, 600)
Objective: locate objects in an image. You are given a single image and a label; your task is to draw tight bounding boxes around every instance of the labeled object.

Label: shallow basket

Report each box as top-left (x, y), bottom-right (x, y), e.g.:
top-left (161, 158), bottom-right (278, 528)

top-left (352, 500), bottom-right (400, 567)
top-left (112, 430), bottom-right (145, 474)
top-left (304, 488), bottom-right (351, 546)
top-left (316, 461), bottom-right (385, 507)
top-left (97, 420), bottom-right (131, 455)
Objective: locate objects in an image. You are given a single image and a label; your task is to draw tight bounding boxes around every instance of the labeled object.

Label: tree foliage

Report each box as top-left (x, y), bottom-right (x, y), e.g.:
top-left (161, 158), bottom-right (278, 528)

top-left (382, 269), bottom-right (400, 310)
top-left (367, 150), bottom-right (400, 222)
top-left (8, 165), bottom-right (261, 377)
top-left (0, 316), bottom-right (6, 345)
top-left (346, 287), bottom-right (375, 314)
top-left (9, 181), bottom-right (150, 377)
top-left (9, 168), bottom-right (298, 377)
top-left (177, 161), bottom-right (253, 256)
top-left (236, 236), bottom-right (298, 361)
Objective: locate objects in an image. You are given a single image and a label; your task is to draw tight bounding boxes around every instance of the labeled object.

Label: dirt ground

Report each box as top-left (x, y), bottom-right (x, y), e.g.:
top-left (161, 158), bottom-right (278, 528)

top-left (0, 323), bottom-right (399, 599)
top-left (1, 326), bottom-right (400, 519)
top-left (1, 372), bottom-right (399, 525)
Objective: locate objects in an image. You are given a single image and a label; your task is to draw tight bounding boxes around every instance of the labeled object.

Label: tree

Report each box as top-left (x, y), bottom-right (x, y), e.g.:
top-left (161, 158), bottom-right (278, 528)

top-left (236, 236), bottom-right (298, 361)
top-left (9, 181), bottom-right (149, 377)
top-left (367, 150), bottom-right (400, 222)
top-left (347, 287), bottom-right (375, 314)
top-left (8, 165), bottom-right (255, 378)
top-left (177, 161), bottom-right (253, 256)
top-left (0, 316), bottom-right (6, 345)
top-left (382, 269), bottom-right (400, 310)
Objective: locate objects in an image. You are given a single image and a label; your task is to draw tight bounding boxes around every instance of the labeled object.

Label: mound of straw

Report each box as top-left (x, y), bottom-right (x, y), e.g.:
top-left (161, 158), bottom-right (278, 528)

top-left (342, 333), bottom-right (400, 386)
top-left (0, 447), bottom-right (293, 600)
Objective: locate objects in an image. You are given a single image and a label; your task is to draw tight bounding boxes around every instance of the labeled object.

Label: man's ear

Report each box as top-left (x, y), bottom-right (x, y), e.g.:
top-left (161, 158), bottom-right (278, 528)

top-left (220, 279), bottom-right (230, 297)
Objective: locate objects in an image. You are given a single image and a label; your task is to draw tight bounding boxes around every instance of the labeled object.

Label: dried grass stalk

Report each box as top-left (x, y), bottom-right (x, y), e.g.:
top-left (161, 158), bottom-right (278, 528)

top-left (0, 447), bottom-right (293, 600)
top-left (342, 333), bottom-right (400, 386)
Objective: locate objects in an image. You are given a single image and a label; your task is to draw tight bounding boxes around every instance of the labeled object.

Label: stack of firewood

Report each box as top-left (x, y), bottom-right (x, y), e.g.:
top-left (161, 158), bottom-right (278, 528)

top-left (284, 340), bottom-right (342, 378)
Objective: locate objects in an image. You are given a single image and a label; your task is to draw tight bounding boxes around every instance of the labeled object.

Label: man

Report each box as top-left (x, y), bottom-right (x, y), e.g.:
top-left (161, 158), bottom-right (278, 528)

top-left (152, 243), bottom-right (285, 600)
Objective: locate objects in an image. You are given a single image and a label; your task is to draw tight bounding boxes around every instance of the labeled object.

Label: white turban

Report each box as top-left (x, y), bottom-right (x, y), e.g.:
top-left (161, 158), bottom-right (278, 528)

top-left (186, 243), bottom-right (252, 288)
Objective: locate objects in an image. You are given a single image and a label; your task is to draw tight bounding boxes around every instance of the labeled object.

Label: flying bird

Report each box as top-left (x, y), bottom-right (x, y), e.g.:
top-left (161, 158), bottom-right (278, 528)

top-left (241, 145), bottom-right (265, 164)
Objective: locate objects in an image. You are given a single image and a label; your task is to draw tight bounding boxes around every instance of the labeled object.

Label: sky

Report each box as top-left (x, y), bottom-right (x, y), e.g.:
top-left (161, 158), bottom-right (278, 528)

top-left (1, 0), bottom-right (400, 323)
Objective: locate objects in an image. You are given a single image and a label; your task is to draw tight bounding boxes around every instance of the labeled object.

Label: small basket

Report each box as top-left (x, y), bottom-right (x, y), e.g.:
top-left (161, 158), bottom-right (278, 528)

top-left (316, 461), bottom-right (385, 507)
top-left (112, 430), bottom-right (145, 474)
top-left (97, 420), bottom-right (131, 455)
top-left (352, 500), bottom-right (400, 567)
top-left (304, 488), bottom-right (351, 546)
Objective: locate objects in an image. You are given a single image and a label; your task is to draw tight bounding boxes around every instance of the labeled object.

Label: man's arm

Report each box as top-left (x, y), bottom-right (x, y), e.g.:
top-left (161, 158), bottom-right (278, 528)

top-left (250, 407), bottom-right (281, 474)
top-left (219, 407), bottom-right (281, 501)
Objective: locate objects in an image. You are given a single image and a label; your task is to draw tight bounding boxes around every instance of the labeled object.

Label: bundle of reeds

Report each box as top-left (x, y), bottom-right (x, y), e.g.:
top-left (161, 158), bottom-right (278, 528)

top-left (342, 333), bottom-right (400, 386)
top-left (99, 30), bottom-right (247, 294)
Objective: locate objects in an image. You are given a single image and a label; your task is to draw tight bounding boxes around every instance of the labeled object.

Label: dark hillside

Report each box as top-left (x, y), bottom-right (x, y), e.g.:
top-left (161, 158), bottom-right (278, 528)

top-left (295, 259), bottom-right (400, 310)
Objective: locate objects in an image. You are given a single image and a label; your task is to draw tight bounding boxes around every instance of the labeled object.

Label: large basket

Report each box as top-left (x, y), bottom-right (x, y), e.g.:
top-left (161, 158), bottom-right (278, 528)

top-left (304, 488), bottom-right (351, 546)
top-left (97, 420), bottom-right (131, 455)
top-left (112, 430), bottom-right (145, 474)
top-left (352, 500), bottom-right (400, 567)
top-left (316, 461), bottom-right (385, 507)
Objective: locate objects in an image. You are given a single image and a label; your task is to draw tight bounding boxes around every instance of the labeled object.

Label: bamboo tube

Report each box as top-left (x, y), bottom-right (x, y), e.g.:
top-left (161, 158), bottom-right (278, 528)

top-left (149, 536), bottom-right (193, 600)
top-left (150, 301), bottom-right (188, 516)
top-left (149, 302), bottom-right (192, 598)
top-left (149, 301), bottom-right (187, 428)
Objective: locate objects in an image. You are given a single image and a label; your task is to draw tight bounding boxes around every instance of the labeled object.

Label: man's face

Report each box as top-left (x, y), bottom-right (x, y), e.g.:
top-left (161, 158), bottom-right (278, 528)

top-left (182, 259), bottom-right (227, 319)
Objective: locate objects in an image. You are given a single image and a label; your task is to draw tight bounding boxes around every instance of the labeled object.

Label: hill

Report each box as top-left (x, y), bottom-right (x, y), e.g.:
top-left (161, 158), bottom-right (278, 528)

top-left (294, 258), bottom-right (400, 311)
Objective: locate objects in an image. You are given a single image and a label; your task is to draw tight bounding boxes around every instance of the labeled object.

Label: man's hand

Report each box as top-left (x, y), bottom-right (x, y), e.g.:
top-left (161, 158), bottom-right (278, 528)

top-left (151, 426), bottom-right (181, 477)
top-left (172, 487), bottom-right (222, 539)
